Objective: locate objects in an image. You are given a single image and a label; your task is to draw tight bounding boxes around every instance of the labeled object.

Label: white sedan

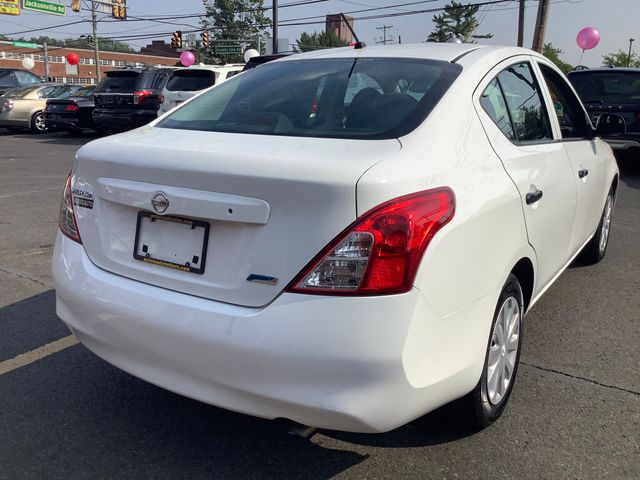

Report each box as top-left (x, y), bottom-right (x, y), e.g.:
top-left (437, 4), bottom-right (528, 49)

top-left (53, 43), bottom-right (619, 433)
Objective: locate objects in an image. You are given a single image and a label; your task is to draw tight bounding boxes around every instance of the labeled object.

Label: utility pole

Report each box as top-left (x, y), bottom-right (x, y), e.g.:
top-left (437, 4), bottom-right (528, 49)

top-left (91, 0), bottom-right (101, 83)
top-left (531, 0), bottom-right (549, 53)
top-left (517, 0), bottom-right (525, 47)
top-left (272, 0), bottom-right (278, 54)
top-left (376, 25), bottom-right (393, 45)
top-left (43, 43), bottom-right (49, 81)
top-left (628, 38), bottom-right (635, 67)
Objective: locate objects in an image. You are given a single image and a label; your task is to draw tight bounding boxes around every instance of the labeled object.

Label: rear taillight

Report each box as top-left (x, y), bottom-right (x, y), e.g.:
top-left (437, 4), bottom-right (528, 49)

top-left (133, 89), bottom-right (152, 105)
top-left (58, 172), bottom-right (82, 244)
top-left (157, 94), bottom-right (164, 104)
top-left (286, 187), bottom-right (455, 295)
top-left (64, 104), bottom-right (79, 111)
top-left (3, 100), bottom-right (13, 111)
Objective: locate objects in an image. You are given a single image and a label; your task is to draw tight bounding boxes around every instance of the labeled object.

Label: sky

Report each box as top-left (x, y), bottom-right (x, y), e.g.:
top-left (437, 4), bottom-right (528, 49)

top-left (0, 0), bottom-right (638, 68)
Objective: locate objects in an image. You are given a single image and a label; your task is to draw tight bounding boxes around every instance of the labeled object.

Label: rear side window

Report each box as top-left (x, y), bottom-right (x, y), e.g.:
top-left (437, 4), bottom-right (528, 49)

top-left (480, 78), bottom-right (515, 140)
top-left (96, 72), bottom-right (139, 92)
top-left (497, 63), bottom-right (551, 143)
top-left (166, 70), bottom-right (216, 92)
top-left (158, 58), bottom-right (462, 139)
top-left (0, 71), bottom-right (17, 87)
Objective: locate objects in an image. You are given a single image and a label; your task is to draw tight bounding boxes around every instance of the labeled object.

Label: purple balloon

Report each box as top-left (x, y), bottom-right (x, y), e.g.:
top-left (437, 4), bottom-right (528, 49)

top-left (179, 51), bottom-right (196, 67)
top-left (576, 27), bottom-right (601, 51)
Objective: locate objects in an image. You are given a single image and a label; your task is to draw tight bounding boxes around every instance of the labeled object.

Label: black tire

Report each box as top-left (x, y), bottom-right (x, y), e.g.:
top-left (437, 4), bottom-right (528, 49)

top-left (30, 111), bottom-right (47, 133)
top-left (578, 190), bottom-right (614, 265)
top-left (453, 273), bottom-right (524, 430)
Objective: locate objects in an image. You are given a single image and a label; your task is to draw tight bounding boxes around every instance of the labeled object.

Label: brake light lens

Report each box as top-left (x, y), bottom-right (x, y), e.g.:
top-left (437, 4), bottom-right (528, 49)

top-left (58, 172), bottom-right (82, 244)
top-left (64, 104), bottom-right (79, 111)
top-left (3, 100), bottom-right (13, 111)
top-left (133, 89), bottom-right (152, 105)
top-left (287, 187), bottom-right (455, 295)
top-left (157, 94), bottom-right (164, 104)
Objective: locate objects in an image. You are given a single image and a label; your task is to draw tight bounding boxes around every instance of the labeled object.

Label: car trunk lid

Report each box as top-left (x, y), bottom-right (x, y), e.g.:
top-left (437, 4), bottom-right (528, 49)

top-left (73, 127), bottom-right (401, 307)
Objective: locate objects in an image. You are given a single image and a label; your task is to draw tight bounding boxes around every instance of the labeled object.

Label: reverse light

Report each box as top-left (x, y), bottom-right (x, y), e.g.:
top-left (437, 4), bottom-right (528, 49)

top-left (64, 104), bottom-right (79, 112)
top-left (287, 187), bottom-right (455, 296)
top-left (133, 89), bottom-right (152, 105)
top-left (58, 172), bottom-right (82, 244)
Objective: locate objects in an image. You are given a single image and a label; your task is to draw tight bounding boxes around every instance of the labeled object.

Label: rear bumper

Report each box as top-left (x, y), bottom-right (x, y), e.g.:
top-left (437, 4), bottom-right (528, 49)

top-left (93, 110), bottom-right (156, 131)
top-left (53, 234), bottom-right (490, 433)
top-left (0, 110), bottom-right (29, 128)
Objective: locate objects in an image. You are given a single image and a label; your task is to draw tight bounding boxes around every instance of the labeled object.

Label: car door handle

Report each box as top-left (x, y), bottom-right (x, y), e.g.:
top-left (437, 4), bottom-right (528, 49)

top-left (578, 168), bottom-right (589, 179)
top-left (525, 190), bottom-right (543, 205)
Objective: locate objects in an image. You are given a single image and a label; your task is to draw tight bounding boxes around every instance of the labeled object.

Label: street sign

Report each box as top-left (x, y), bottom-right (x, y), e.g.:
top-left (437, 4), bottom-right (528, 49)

top-left (0, 0), bottom-right (20, 16)
top-left (23, 0), bottom-right (66, 16)
top-left (214, 44), bottom-right (242, 55)
top-left (12, 41), bottom-right (39, 48)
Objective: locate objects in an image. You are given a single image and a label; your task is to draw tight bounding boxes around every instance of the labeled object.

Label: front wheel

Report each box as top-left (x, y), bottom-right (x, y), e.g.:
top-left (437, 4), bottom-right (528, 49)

top-left (30, 111), bottom-right (47, 133)
top-left (453, 273), bottom-right (524, 430)
top-left (579, 190), bottom-right (614, 265)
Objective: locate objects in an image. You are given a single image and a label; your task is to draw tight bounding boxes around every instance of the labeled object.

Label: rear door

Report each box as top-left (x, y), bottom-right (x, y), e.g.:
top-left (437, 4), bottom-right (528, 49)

top-left (475, 58), bottom-right (577, 291)
top-left (535, 61), bottom-right (609, 252)
top-left (94, 71), bottom-right (141, 110)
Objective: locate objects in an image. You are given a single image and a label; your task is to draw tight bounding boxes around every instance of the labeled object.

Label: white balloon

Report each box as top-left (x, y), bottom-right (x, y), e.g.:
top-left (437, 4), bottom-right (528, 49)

top-left (22, 57), bottom-right (35, 70)
top-left (244, 49), bottom-right (259, 63)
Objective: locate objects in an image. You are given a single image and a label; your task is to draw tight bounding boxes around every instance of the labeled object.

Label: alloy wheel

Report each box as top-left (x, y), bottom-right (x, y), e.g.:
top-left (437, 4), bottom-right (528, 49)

top-left (487, 296), bottom-right (521, 405)
top-left (599, 195), bottom-right (613, 255)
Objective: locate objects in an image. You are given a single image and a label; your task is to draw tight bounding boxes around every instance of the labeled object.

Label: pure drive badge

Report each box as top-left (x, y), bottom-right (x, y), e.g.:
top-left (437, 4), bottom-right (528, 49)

top-left (72, 187), bottom-right (94, 209)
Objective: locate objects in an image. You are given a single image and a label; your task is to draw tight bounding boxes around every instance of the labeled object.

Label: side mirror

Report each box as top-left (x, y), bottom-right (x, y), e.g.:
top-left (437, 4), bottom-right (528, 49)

top-left (595, 113), bottom-right (626, 138)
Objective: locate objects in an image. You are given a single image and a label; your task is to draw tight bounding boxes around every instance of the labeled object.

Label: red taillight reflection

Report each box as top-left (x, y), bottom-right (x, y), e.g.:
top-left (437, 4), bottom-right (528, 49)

top-left (133, 89), bottom-right (152, 105)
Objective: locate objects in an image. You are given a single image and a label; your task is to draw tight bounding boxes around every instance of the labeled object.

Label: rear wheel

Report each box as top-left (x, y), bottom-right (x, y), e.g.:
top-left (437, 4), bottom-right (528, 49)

top-left (453, 274), bottom-right (524, 430)
top-left (579, 190), bottom-right (614, 265)
top-left (30, 111), bottom-right (47, 133)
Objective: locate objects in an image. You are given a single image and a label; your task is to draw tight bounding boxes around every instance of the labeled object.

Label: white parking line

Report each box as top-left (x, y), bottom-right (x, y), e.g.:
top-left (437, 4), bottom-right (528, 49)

top-left (0, 335), bottom-right (78, 376)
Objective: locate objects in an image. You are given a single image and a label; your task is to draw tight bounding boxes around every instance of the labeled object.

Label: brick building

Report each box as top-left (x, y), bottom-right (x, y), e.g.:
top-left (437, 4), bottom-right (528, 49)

top-left (0, 44), bottom-right (179, 85)
top-left (325, 14), bottom-right (354, 44)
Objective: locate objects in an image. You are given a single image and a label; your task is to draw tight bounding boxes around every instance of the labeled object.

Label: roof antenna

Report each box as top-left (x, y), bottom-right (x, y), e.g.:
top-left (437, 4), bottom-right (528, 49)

top-left (340, 13), bottom-right (366, 49)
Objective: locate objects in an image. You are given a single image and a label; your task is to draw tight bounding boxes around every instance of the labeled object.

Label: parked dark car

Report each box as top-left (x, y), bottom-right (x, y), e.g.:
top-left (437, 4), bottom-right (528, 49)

top-left (0, 68), bottom-right (43, 96)
top-left (242, 54), bottom-right (290, 71)
top-left (567, 67), bottom-right (640, 153)
top-left (44, 85), bottom-right (97, 133)
top-left (93, 67), bottom-right (173, 133)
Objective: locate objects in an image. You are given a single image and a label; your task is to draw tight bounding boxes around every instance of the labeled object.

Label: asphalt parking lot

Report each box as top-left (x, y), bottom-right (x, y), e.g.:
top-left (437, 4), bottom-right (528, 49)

top-left (1, 130), bottom-right (638, 480)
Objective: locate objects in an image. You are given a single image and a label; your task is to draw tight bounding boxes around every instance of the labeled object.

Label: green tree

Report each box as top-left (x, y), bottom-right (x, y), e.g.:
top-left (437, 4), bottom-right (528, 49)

top-left (426, 1), bottom-right (493, 43)
top-left (602, 49), bottom-right (640, 67)
top-left (542, 43), bottom-right (573, 74)
top-left (295, 31), bottom-right (349, 52)
top-left (200, 0), bottom-right (271, 64)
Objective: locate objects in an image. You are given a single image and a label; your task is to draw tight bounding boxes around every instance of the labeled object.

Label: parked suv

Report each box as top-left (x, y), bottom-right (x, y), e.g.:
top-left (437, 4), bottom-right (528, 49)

top-left (567, 67), bottom-right (640, 153)
top-left (156, 64), bottom-right (243, 117)
top-left (93, 67), bottom-right (174, 133)
top-left (0, 68), bottom-right (42, 96)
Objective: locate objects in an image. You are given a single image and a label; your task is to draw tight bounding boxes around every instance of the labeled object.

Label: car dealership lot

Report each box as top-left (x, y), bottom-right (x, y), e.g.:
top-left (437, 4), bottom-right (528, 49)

top-left (1, 131), bottom-right (638, 479)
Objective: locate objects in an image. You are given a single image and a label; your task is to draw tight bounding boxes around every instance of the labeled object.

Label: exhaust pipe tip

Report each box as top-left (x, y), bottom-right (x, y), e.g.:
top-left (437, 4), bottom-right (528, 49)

top-left (288, 424), bottom-right (317, 439)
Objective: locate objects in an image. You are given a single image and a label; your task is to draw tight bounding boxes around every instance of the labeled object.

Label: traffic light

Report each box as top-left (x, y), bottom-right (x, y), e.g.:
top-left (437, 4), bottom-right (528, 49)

top-left (171, 31), bottom-right (183, 49)
top-left (201, 31), bottom-right (210, 48)
top-left (71, 0), bottom-right (80, 12)
top-left (112, 0), bottom-right (126, 20)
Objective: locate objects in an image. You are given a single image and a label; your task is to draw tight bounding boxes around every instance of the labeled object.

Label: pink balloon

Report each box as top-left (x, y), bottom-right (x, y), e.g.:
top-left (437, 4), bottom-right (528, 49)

top-left (576, 27), bottom-right (600, 51)
top-left (179, 51), bottom-right (196, 67)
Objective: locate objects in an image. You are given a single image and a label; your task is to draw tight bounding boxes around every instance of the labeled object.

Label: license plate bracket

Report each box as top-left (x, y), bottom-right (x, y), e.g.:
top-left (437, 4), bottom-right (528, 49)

top-left (133, 211), bottom-right (210, 274)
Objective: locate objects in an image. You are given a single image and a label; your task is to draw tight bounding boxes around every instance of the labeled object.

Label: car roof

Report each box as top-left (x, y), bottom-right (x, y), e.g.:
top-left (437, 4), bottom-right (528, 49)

top-left (175, 64), bottom-right (244, 72)
top-left (567, 67), bottom-right (640, 75)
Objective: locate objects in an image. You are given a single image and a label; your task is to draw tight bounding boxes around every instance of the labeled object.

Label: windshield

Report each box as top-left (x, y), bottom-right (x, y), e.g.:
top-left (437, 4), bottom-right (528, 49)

top-left (569, 71), bottom-right (640, 104)
top-left (43, 85), bottom-right (73, 98)
top-left (158, 58), bottom-right (461, 139)
top-left (166, 70), bottom-right (216, 92)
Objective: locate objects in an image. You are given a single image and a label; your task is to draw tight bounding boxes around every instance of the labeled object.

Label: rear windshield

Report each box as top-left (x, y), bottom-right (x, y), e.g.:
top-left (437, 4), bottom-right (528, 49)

top-left (95, 71), bottom-right (155, 93)
top-left (569, 71), bottom-right (640, 104)
top-left (166, 70), bottom-right (216, 92)
top-left (158, 58), bottom-right (461, 139)
top-left (72, 86), bottom-right (96, 97)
